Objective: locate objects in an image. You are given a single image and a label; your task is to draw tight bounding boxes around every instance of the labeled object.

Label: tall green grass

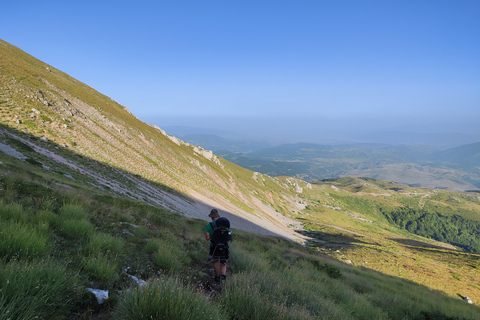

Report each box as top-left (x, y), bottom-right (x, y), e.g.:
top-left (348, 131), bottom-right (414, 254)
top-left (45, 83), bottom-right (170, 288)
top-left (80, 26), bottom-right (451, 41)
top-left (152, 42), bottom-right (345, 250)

top-left (82, 255), bottom-right (119, 286)
top-left (114, 277), bottom-right (227, 320)
top-left (0, 174), bottom-right (479, 319)
top-left (0, 259), bottom-right (79, 320)
top-left (87, 232), bottom-right (125, 256)
top-left (58, 204), bottom-right (94, 239)
top-left (0, 221), bottom-right (50, 261)
top-left (146, 233), bottom-right (192, 273)
top-left (0, 202), bottom-right (28, 223)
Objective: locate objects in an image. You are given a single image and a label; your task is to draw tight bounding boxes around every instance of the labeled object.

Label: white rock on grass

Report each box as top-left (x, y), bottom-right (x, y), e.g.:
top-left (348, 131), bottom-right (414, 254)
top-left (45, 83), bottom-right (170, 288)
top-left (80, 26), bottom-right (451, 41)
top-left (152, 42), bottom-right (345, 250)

top-left (127, 274), bottom-right (147, 287)
top-left (87, 288), bottom-right (109, 304)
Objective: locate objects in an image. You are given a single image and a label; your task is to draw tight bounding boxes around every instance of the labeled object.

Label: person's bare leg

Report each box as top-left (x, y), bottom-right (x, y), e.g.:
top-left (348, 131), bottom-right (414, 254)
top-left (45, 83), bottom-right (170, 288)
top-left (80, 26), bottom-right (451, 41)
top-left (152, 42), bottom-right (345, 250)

top-left (214, 261), bottom-right (220, 277)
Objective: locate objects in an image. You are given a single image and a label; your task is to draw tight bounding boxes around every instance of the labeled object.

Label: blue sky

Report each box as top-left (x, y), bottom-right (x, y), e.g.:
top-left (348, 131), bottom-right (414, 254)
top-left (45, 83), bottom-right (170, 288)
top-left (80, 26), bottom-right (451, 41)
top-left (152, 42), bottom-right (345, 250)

top-left (2, 1), bottom-right (479, 142)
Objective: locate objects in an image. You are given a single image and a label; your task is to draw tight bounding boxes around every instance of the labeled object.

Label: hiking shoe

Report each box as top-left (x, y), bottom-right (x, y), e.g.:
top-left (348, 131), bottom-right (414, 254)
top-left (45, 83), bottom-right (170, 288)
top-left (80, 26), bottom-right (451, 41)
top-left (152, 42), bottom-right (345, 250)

top-left (214, 276), bottom-right (220, 282)
top-left (221, 275), bottom-right (227, 282)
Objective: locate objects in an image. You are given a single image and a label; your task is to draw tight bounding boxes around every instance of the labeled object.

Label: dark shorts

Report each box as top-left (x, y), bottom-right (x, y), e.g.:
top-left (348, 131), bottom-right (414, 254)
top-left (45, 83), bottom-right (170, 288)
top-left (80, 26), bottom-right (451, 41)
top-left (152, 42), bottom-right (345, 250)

top-left (210, 243), bottom-right (229, 263)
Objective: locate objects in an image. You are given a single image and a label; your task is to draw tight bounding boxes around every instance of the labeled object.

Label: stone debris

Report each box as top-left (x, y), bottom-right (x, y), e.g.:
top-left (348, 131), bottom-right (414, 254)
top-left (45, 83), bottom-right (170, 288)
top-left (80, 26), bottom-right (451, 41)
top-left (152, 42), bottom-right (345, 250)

top-left (87, 288), bottom-right (109, 304)
top-left (127, 274), bottom-right (147, 287)
top-left (120, 222), bottom-right (140, 228)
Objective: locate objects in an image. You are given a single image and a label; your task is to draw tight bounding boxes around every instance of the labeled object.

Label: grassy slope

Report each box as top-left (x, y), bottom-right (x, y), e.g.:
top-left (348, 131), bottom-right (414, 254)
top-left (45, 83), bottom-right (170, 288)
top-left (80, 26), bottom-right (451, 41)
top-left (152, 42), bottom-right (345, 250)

top-left (298, 177), bottom-right (480, 304)
top-left (0, 38), bottom-right (304, 234)
top-left (0, 156), bottom-right (479, 319)
top-left (1, 39), bottom-right (480, 318)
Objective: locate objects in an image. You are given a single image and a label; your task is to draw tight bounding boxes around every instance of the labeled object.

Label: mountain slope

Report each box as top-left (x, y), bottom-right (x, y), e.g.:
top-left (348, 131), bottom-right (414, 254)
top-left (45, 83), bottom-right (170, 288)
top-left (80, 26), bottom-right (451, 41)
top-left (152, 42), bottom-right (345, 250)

top-left (1, 39), bottom-right (480, 317)
top-left (0, 39), bottom-right (305, 240)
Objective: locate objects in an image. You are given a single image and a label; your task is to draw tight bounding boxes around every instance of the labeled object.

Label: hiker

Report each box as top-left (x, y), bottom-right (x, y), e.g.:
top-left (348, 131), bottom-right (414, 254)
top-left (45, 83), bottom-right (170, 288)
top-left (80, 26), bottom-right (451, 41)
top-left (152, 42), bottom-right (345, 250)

top-left (205, 208), bottom-right (231, 282)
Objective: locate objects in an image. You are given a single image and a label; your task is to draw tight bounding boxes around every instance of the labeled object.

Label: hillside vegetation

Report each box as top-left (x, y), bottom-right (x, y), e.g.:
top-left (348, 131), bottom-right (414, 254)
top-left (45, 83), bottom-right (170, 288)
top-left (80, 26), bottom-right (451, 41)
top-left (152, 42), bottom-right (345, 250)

top-left (1, 153), bottom-right (479, 319)
top-left (1, 38), bottom-right (480, 319)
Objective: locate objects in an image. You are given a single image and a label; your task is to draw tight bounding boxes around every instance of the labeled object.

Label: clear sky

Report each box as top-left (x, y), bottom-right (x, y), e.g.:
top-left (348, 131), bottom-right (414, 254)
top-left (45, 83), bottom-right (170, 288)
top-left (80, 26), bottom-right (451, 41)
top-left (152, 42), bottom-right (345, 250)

top-left (2, 1), bottom-right (479, 143)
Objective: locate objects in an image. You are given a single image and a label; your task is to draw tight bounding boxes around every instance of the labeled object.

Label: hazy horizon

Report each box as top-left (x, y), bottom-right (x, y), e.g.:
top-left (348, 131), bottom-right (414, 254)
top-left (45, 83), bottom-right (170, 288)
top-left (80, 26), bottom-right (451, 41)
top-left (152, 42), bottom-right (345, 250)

top-left (2, 1), bottom-right (479, 146)
top-left (143, 114), bottom-right (480, 147)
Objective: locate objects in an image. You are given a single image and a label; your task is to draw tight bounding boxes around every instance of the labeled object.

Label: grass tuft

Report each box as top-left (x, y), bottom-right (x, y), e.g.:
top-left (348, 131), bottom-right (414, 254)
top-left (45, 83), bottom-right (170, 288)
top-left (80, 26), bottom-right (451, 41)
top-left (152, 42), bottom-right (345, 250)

top-left (0, 221), bottom-right (50, 260)
top-left (87, 232), bottom-right (125, 256)
top-left (82, 255), bottom-right (119, 286)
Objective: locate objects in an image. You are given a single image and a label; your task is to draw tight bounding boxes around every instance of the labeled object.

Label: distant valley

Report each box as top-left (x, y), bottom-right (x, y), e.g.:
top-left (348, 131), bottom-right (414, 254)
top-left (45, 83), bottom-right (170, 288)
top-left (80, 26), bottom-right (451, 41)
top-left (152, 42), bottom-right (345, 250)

top-left (171, 131), bottom-right (480, 192)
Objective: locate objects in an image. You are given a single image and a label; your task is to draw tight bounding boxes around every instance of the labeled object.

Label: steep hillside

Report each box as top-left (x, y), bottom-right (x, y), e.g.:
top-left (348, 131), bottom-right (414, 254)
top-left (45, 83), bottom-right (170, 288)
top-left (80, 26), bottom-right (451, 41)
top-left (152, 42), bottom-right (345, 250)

top-left (0, 39), bottom-right (306, 240)
top-left (1, 39), bottom-right (480, 317)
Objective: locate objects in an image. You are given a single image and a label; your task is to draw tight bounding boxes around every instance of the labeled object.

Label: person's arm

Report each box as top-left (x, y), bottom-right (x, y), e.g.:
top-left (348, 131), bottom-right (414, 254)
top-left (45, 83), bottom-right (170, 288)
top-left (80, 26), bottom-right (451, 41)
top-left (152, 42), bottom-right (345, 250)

top-left (205, 222), bottom-right (213, 241)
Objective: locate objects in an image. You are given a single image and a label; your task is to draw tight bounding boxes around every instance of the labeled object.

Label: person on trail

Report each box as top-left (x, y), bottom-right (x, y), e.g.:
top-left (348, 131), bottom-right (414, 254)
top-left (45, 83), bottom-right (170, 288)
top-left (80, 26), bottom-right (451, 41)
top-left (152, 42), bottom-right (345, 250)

top-left (205, 208), bottom-right (231, 282)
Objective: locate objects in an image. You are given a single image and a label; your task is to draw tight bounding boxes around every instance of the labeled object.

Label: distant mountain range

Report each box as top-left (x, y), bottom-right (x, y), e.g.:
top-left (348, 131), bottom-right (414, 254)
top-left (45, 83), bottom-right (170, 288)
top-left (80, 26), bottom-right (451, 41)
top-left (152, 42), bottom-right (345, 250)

top-left (170, 132), bottom-right (480, 191)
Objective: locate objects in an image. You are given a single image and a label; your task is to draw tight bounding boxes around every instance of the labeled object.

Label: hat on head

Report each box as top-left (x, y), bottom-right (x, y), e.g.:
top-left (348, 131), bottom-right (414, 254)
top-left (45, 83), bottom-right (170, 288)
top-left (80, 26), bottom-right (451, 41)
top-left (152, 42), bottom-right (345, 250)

top-left (208, 209), bottom-right (220, 218)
